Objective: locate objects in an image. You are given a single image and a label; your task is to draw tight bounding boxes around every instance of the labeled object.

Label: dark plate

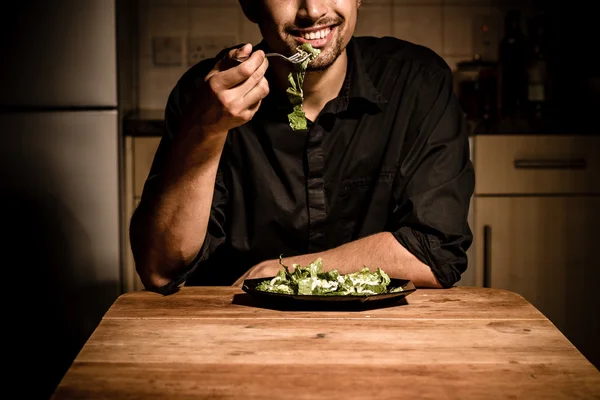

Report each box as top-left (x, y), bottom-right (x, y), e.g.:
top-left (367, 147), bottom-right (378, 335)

top-left (242, 277), bottom-right (416, 306)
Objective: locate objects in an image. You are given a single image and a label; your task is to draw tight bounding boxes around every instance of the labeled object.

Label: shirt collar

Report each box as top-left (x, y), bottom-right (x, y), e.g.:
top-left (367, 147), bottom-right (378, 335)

top-left (339, 37), bottom-right (387, 110)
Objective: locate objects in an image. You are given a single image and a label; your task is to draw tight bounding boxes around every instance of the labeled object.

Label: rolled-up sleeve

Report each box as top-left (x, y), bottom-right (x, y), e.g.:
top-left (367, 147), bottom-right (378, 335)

top-left (390, 66), bottom-right (474, 288)
top-left (137, 59), bottom-right (228, 295)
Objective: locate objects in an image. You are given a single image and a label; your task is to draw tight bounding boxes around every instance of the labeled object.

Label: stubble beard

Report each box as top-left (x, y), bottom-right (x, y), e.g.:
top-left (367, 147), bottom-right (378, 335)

top-left (274, 19), bottom-right (347, 72)
top-left (306, 31), bottom-right (346, 71)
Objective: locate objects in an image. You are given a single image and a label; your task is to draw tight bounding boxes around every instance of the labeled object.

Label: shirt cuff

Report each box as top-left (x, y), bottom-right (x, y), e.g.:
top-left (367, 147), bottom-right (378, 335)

top-left (392, 226), bottom-right (462, 288)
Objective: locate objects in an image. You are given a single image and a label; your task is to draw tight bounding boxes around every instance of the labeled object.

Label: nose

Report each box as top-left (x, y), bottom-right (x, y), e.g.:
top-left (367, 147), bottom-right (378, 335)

top-left (298, 0), bottom-right (328, 21)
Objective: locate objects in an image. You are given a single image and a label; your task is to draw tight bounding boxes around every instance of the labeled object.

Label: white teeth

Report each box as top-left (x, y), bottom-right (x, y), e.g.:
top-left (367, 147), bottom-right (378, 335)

top-left (301, 28), bottom-right (331, 41)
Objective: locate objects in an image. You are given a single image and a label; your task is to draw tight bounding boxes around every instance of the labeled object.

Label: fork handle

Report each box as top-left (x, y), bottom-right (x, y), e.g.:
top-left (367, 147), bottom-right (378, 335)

top-left (233, 53), bottom-right (282, 63)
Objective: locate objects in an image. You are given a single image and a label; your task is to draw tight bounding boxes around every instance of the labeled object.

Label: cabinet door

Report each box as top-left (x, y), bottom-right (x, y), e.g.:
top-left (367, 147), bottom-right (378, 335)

top-left (133, 137), bottom-right (162, 198)
top-left (122, 137), bottom-right (161, 292)
top-left (474, 196), bottom-right (600, 368)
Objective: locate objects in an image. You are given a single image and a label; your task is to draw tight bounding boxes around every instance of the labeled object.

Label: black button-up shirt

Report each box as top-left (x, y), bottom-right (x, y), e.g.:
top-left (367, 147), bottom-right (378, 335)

top-left (143, 36), bottom-right (475, 292)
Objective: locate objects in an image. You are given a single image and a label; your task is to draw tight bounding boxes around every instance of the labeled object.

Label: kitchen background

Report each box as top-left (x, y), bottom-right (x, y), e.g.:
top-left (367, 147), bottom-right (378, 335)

top-left (134, 0), bottom-right (516, 111)
top-left (1, 0), bottom-right (598, 398)
top-left (125, 0), bottom-right (599, 133)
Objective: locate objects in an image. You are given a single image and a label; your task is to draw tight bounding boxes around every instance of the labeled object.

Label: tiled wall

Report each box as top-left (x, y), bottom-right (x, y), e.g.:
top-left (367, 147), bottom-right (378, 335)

top-left (137, 0), bottom-right (531, 110)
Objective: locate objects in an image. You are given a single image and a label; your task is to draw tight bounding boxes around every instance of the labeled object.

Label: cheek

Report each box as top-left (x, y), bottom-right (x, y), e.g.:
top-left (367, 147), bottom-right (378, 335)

top-left (341, 13), bottom-right (357, 39)
top-left (269, 2), bottom-right (295, 25)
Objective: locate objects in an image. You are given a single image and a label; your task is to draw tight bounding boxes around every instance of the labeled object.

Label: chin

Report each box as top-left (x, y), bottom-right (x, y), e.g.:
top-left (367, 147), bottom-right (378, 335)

top-left (307, 45), bottom-right (345, 71)
top-left (307, 60), bottom-right (334, 71)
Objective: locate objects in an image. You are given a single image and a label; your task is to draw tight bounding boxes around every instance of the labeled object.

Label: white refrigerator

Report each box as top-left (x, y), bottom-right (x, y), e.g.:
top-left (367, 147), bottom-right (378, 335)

top-left (0, 1), bottom-right (122, 397)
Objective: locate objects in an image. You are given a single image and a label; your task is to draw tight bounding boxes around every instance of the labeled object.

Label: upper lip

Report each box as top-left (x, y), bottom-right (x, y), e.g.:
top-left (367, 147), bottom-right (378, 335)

top-left (292, 25), bottom-right (334, 34)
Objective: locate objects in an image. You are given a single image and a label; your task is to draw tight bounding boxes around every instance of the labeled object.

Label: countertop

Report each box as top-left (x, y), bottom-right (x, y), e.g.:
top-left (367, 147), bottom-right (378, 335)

top-left (123, 109), bottom-right (165, 137)
top-left (51, 286), bottom-right (600, 399)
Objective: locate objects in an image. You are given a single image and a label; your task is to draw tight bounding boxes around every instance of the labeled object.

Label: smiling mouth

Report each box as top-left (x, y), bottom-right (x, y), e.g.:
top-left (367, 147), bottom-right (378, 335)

top-left (296, 27), bottom-right (332, 40)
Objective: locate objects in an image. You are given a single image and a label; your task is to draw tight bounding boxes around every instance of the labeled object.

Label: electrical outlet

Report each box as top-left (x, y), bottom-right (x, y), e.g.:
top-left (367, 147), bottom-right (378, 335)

top-left (186, 36), bottom-right (237, 66)
top-left (472, 15), bottom-right (499, 63)
top-left (152, 36), bottom-right (183, 67)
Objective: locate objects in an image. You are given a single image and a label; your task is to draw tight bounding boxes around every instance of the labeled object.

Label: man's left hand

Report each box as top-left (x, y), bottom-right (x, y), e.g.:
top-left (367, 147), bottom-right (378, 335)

top-left (232, 259), bottom-right (281, 286)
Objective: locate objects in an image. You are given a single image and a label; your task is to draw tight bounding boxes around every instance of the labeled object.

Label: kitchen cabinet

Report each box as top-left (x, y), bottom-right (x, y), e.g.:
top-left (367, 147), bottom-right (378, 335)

top-left (473, 134), bottom-right (600, 369)
top-left (122, 136), bottom-right (161, 292)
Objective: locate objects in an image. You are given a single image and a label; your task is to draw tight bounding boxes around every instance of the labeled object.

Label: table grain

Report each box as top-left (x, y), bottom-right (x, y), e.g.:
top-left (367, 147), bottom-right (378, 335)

top-left (52, 286), bottom-right (600, 399)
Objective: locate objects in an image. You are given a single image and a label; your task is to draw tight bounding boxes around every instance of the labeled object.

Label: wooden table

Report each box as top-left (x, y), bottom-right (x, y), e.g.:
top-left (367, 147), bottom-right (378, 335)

top-left (52, 286), bottom-right (600, 399)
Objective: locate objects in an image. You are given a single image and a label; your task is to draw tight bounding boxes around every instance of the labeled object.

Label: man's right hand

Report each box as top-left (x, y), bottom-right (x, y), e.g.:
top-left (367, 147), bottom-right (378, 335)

top-left (180, 44), bottom-right (270, 139)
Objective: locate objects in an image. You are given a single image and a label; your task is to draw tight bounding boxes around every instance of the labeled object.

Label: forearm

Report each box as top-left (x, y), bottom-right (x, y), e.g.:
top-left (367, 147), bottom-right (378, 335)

top-left (242, 232), bottom-right (442, 288)
top-left (130, 131), bottom-right (226, 289)
top-left (288, 233), bottom-right (441, 288)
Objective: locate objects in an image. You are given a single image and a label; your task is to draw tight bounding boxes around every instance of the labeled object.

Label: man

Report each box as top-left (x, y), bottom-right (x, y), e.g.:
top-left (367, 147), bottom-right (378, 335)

top-left (129, 0), bottom-right (474, 295)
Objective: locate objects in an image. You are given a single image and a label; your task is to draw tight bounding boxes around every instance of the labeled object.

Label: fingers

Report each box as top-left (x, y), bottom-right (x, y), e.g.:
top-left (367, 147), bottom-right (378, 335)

top-left (193, 43), bottom-right (270, 130)
top-left (213, 53), bottom-right (270, 120)
top-left (245, 99), bottom-right (263, 119)
top-left (241, 77), bottom-right (270, 109)
top-left (232, 271), bottom-right (248, 287)
top-left (226, 56), bottom-right (269, 118)
top-left (236, 55), bottom-right (269, 99)
top-left (211, 48), bottom-right (266, 90)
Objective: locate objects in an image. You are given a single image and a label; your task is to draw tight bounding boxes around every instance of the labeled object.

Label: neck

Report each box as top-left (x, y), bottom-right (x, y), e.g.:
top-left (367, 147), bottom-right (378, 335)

top-left (272, 50), bottom-right (348, 122)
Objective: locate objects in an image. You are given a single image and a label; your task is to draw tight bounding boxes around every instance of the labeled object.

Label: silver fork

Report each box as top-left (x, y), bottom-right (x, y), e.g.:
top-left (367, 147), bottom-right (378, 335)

top-left (233, 51), bottom-right (311, 65)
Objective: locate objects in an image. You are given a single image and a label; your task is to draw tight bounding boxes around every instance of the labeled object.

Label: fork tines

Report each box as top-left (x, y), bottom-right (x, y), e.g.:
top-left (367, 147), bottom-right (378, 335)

top-left (290, 51), bottom-right (310, 63)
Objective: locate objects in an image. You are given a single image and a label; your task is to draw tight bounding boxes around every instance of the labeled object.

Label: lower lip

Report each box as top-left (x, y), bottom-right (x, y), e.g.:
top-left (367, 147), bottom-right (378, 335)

top-left (295, 26), bottom-right (336, 48)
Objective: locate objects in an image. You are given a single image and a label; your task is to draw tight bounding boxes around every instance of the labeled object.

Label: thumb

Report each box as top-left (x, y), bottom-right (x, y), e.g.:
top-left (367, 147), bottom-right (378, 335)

top-left (210, 43), bottom-right (254, 75)
top-left (233, 43), bottom-right (253, 60)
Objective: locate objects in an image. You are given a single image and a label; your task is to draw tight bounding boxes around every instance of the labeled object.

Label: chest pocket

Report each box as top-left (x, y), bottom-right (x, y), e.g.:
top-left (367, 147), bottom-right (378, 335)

top-left (337, 170), bottom-right (396, 239)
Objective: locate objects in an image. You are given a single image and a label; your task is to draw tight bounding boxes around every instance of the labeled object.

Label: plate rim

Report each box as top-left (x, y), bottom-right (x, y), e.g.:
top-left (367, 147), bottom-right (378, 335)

top-left (242, 277), bottom-right (417, 303)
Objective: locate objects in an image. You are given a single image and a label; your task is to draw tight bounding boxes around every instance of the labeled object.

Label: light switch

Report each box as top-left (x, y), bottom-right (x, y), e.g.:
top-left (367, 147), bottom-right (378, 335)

top-left (152, 36), bottom-right (183, 67)
top-left (186, 36), bottom-right (238, 66)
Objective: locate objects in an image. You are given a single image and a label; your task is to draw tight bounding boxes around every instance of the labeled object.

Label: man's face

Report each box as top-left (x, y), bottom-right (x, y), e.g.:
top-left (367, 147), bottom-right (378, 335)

top-left (254, 0), bottom-right (361, 70)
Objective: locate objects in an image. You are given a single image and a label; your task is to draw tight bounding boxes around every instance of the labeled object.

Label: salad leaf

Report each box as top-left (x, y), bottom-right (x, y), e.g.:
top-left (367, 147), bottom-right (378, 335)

top-left (255, 256), bottom-right (403, 296)
top-left (286, 43), bottom-right (321, 131)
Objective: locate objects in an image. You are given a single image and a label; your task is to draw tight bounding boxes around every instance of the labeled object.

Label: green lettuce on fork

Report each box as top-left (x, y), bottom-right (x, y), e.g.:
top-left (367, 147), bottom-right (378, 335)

top-left (286, 43), bottom-right (321, 131)
top-left (255, 256), bottom-right (404, 296)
